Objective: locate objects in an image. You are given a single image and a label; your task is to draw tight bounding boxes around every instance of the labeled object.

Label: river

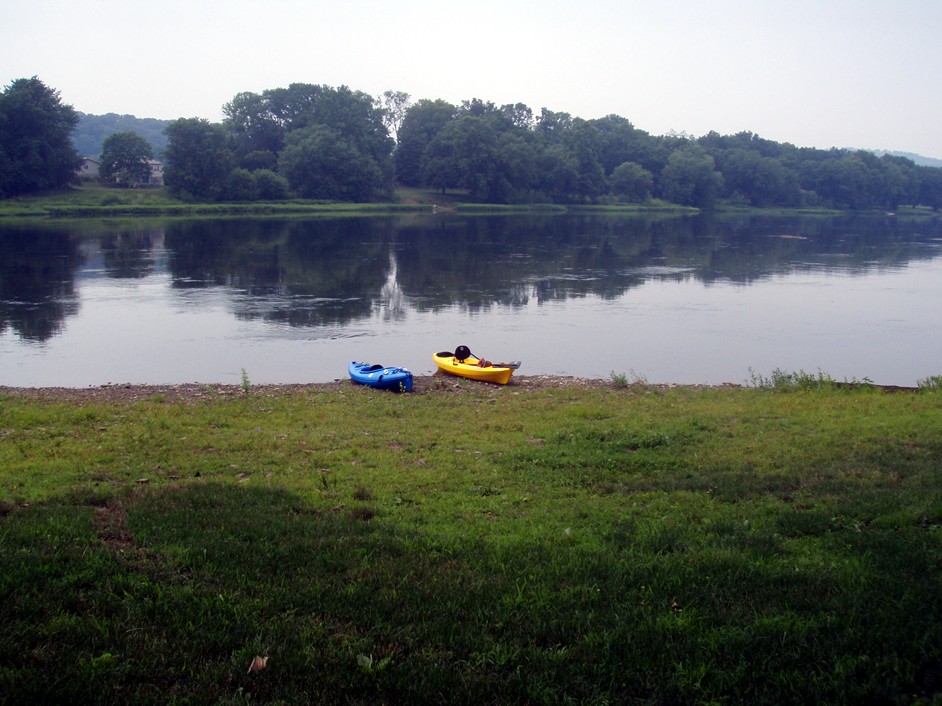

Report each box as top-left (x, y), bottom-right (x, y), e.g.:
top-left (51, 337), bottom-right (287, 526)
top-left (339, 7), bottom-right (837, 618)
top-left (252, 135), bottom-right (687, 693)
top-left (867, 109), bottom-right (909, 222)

top-left (2, 211), bottom-right (941, 387)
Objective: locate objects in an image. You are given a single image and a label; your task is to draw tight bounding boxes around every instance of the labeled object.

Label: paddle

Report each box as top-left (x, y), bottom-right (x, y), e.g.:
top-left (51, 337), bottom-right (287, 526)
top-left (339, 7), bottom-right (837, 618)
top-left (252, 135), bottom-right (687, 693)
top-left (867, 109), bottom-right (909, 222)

top-left (465, 348), bottom-right (521, 370)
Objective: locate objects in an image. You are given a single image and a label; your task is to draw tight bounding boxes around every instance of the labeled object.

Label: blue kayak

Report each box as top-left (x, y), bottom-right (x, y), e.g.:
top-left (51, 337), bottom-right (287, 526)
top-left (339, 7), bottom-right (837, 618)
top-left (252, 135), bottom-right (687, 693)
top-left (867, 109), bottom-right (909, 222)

top-left (348, 361), bottom-right (414, 392)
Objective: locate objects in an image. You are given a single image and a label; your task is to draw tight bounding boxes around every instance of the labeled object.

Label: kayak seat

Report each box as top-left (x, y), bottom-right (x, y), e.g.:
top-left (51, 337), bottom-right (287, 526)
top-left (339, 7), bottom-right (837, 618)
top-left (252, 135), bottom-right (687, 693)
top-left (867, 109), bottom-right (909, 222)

top-left (436, 351), bottom-right (453, 357)
top-left (366, 364), bottom-right (384, 371)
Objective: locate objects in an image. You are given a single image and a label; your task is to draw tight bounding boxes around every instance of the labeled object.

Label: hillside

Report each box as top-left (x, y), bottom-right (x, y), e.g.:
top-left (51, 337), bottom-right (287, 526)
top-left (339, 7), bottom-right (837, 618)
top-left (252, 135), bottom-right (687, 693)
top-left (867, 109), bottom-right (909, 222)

top-left (73, 112), bottom-right (171, 159)
top-left (877, 150), bottom-right (942, 169)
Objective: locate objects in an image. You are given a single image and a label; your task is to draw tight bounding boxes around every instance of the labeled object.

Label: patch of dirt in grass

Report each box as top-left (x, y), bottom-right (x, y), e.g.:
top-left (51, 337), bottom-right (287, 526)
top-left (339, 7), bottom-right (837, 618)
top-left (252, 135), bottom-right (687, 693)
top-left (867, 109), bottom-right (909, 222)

top-left (93, 494), bottom-right (137, 550)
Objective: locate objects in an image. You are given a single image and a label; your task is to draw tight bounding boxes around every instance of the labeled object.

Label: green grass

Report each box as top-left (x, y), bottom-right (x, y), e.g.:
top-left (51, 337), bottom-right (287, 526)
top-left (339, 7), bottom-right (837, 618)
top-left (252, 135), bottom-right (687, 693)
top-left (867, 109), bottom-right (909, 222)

top-left (1, 183), bottom-right (701, 219)
top-left (0, 183), bottom-right (432, 218)
top-left (1, 382), bottom-right (941, 704)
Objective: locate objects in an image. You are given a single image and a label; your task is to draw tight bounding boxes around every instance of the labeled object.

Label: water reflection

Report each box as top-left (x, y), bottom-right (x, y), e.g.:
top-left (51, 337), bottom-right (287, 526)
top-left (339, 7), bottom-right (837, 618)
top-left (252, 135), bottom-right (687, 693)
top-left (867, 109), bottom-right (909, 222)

top-left (0, 225), bottom-right (83, 341)
top-left (2, 213), bottom-right (941, 344)
top-left (2, 212), bottom-right (941, 387)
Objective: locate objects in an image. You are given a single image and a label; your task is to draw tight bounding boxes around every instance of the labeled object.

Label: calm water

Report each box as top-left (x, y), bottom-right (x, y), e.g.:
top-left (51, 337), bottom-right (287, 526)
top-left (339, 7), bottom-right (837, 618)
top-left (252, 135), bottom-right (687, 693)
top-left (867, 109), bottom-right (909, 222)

top-left (2, 212), bottom-right (942, 387)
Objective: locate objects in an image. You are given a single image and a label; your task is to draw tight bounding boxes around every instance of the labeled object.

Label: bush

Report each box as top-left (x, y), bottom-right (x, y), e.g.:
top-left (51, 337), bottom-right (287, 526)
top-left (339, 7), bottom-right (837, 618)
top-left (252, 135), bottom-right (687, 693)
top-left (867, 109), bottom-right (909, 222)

top-left (253, 169), bottom-right (290, 200)
top-left (224, 168), bottom-right (258, 201)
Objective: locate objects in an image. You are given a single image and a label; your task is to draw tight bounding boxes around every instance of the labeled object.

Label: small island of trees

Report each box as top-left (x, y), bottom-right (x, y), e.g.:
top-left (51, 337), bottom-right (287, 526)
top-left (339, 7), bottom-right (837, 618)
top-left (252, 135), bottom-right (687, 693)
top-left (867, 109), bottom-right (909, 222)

top-left (3, 76), bottom-right (942, 211)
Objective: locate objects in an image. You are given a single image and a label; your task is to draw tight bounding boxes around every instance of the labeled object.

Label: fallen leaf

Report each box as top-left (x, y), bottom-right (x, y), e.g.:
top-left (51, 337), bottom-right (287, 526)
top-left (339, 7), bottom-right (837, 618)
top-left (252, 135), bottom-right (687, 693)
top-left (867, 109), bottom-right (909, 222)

top-left (247, 655), bottom-right (269, 674)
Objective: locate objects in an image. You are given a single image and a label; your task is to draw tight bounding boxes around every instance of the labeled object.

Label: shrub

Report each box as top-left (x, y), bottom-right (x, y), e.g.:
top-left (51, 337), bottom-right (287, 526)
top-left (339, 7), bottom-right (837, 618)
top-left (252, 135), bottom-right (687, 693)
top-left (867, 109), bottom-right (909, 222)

top-left (224, 168), bottom-right (258, 201)
top-left (253, 169), bottom-right (290, 200)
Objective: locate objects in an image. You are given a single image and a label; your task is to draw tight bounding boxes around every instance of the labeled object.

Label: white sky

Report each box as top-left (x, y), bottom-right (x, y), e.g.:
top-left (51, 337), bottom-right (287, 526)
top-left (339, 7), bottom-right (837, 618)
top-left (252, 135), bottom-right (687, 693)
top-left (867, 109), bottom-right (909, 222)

top-left (2, 0), bottom-right (940, 158)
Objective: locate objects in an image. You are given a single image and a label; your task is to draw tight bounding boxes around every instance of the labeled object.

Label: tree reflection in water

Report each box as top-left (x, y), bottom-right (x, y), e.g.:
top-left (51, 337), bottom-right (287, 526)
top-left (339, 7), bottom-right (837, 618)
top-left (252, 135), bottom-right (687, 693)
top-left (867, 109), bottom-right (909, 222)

top-left (2, 212), bottom-right (941, 386)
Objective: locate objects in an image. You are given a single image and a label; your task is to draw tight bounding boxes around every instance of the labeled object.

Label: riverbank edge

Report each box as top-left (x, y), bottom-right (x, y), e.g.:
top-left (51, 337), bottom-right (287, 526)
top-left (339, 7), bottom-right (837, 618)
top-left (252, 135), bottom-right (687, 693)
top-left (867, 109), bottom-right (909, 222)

top-left (4, 183), bottom-right (920, 219)
top-left (0, 375), bottom-right (923, 404)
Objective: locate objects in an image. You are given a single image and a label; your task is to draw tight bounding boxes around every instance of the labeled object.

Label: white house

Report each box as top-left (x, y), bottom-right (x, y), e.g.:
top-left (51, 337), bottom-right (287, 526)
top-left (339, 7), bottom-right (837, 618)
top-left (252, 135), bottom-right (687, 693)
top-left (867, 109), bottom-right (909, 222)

top-left (77, 156), bottom-right (164, 187)
top-left (78, 157), bottom-right (100, 179)
top-left (144, 159), bottom-right (164, 186)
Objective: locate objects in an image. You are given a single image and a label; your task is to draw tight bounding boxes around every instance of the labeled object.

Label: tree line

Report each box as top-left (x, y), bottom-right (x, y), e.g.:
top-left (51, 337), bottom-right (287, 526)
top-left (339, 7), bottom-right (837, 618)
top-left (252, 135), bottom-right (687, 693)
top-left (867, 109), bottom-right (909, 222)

top-left (166, 85), bottom-right (942, 210)
top-left (3, 76), bottom-right (942, 210)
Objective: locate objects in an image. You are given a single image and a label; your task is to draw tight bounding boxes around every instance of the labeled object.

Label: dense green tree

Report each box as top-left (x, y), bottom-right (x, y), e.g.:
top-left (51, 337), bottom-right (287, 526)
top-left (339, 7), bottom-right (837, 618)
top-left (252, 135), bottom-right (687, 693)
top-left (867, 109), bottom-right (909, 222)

top-left (718, 149), bottom-right (800, 207)
top-left (804, 152), bottom-right (874, 209)
top-left (421, 114), bottom-right (534, 202)
top-left (532, 144), bottom-right (579, 201)
top-left (253, 169), bottom-right (290, 200)
top-left (499, 102), bottom-right (535, 130)
top-left (279, 84), bottom-right (392, 164)
top-left (0, 77), bottom-right (82, 197)
top-left (917, 165), bottom-right (942, 210)
top-left (562, 119), bottom-right (606, 202)
top-left (395, 99), bottom-right (456, 186)
top-left (421, 115), bottom-right (493, 195)
top-left (163, 118), bottom-right (234, 201)
top-left (223, 91), bottom-right (285, 165)
top-left (99, 131), bottom-right (153, 187)
top-left (878, 155), bottom-right (919, 209)
top-left (609, 161), bottom-right (654, 202)
top-left (278, 125), bottom-right (384, 201)
top-left (591, 114), bottom-right (654, 176)
top-left (536, 108), bottom-right (573, 141)
top-left (239, 150), bottom-right (278, 172)
top-left (698, 130), bottom-right (787, 160)
top-left (224, 167), bottom-right (258, 201)
top-left (224, 83), bottom-right (393, 196)
top-left (659, 144), bottom-right (724, 208)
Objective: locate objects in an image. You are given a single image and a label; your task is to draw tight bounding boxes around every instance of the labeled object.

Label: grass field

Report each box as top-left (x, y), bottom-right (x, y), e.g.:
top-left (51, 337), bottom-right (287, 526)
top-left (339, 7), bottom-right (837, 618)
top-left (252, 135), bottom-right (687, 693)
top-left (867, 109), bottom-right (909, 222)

top-left (0, 183), bottom-right (434, 219)
top-left (1, 378), bottom-right (941, 704)
top-left (0, 183), bottom-right (722, 219)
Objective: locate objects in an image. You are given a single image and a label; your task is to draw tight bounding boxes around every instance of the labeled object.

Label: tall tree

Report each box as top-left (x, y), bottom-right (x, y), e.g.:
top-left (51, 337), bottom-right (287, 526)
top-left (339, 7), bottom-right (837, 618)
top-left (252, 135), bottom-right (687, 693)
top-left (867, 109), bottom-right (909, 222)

top-left (562, 119), bottom-right (606, 202)
top-left (395, 99), bottom-right (456, 186)
top-left (0, 77), bottom-right (82, 197)
top-left (917, 165), bottom-right (942, 211)
top-left (163, 118), bottom-right (234, 201)
top-left (533, 144), bottom-right (579, 201)
top-left (278, 125), bottom-right (385, 201)
top-left (422, 114), bottom-right (535, 202)
top-left (718, 149), bottom-right (800, 207)
top-left (99, 131), bottom-right (153, 187)
top-left (659, 144), bottom-right (724, 208)
top-left (379, 90), bottom-right (411, 142)
top-left (610, 161), bottom-right (654, 202)
top-left (536, 109), bottom-right (573, 142)
top-left (589, 114), bottom-right (655, 176)
top-left (222, 91), bottom-right (284, 167)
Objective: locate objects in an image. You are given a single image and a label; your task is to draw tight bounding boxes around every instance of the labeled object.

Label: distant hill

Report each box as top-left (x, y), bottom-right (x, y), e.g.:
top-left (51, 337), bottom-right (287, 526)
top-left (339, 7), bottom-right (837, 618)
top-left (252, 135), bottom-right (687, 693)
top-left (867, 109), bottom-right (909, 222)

top-left (73, 113), bottom-right (172, 160)
top-left (870, 150), bottom-right (942, 169)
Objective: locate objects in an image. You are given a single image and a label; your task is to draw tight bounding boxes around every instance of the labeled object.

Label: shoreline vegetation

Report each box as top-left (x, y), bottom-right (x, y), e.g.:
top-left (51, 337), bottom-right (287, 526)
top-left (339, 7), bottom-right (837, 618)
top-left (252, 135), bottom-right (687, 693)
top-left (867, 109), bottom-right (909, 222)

top-left (2, 375), bottom-right (941, 703)
top-left (3, 182), bottom-right (933, 220)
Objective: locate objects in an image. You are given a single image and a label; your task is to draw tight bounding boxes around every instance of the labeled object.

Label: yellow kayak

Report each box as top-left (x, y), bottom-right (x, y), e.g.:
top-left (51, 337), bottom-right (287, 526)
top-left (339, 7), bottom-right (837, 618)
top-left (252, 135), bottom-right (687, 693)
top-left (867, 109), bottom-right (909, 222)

top-left (433, 350), bottom-right (517, 385)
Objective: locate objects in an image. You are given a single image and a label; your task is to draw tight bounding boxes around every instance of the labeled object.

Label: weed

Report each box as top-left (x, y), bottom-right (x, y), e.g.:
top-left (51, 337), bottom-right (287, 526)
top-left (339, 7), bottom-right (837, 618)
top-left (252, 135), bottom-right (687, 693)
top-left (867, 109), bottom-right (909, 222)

top-left (352, 485), bottom-right (373, 501)
top-left (610, 369), bottom-right (647, 388)
top-left (748, 367), bottom-right (840, 390)
top-left (240, 368), bottom-right (251, 395)
top-left (917, 374), bottom-right (942, 392)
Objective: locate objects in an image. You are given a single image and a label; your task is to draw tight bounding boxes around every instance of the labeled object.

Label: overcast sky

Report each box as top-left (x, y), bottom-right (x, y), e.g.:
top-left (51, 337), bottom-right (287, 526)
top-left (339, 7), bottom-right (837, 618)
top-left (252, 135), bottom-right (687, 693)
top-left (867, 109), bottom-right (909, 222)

top-left (3, 0), bottom-right (940, 158)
